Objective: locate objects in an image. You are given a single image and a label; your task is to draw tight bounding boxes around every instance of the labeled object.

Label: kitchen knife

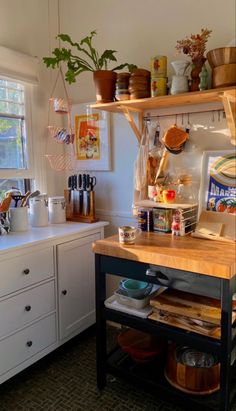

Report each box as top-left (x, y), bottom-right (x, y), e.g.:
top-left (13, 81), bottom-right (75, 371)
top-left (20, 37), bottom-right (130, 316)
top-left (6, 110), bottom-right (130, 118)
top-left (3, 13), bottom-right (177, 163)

top-left (82, 174), bottom-right (89, 216)
top-left (78, 174), bottom-right (83, 214)
top-left (89, 176), bottom-right (97, 191)
top-left (73, 174), bottom-right (80, 214)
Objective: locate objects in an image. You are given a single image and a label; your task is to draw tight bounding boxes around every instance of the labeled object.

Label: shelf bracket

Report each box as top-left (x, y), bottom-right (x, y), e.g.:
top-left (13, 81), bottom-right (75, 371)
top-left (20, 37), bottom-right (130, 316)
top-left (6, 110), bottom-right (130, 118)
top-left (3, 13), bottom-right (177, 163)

top-left (120, 106), bottom-right (143, 142)
top-left (221, 89), bottom-right (236, 146)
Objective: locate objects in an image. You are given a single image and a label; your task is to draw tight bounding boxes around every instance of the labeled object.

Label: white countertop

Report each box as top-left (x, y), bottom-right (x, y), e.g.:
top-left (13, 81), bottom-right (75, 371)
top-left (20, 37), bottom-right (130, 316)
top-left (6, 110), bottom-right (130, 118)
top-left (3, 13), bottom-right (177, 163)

top-left (0, 221), bottom-right (108, 255)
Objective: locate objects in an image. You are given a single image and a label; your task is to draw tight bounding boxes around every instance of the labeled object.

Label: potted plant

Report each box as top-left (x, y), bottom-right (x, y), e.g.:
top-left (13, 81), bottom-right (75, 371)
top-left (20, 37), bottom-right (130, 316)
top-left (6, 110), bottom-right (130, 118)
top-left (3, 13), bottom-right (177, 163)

top-left (43, 30), bottom-right (137, 103)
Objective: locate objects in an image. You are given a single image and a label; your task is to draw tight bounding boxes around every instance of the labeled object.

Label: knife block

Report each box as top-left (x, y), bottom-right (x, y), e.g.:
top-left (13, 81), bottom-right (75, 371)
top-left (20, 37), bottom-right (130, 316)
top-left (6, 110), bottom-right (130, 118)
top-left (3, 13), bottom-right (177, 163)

top-left (64, 189), bottom-right (99, 223)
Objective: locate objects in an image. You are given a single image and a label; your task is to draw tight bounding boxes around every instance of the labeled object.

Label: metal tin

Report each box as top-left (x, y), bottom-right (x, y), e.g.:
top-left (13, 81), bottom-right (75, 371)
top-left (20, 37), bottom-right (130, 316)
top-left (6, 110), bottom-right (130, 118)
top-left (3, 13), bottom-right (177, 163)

top-left (137, 208), bottom-right (153, 232)
top-left (150, 55), bottom-right (167, 77)
top-left (153, 208), bottom-right (172, 232)
top-left (151, 77), bottom-right (167, 97)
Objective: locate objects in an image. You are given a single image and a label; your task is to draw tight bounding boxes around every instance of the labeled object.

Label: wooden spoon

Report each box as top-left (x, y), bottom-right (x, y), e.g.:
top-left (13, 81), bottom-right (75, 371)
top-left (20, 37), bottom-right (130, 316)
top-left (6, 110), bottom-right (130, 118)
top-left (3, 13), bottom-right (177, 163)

top-left (0, 193), bottom-right (12, 212)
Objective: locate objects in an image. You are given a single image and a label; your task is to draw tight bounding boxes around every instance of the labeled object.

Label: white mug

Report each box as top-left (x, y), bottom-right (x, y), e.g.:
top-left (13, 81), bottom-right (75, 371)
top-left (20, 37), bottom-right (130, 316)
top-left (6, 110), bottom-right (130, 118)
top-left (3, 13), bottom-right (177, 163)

top-left (9, 207), bottom-right (29, 232)
top-left (118, 226), bottom-right (141, 245)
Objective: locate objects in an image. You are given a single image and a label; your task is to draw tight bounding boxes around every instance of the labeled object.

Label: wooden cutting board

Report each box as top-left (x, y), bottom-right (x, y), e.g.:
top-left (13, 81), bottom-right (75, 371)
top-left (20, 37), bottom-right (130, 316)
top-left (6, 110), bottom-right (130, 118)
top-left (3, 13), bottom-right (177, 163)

top-left (150, 289), bottom-right (236, 325)
top-left (192, 211), bottom-right (236, 242)
top-left (148, 310), bottom-right (220, 339)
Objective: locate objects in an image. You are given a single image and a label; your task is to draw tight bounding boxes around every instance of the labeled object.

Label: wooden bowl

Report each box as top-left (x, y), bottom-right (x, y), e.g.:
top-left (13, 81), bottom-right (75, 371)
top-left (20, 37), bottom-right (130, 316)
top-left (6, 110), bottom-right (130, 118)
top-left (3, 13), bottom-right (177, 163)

top-left (165, 344), bottom-right (220, 395)
top-left (207, 47), bottom-right (236, 68)
top-left (212, 64), bottom-right (236, 88)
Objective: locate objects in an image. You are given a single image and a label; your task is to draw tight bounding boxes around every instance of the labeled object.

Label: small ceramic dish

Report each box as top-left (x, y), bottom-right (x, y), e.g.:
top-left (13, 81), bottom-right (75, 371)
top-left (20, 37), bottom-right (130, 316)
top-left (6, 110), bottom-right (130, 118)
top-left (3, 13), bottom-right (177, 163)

top-left (119, 279), bottom-right (152, 298)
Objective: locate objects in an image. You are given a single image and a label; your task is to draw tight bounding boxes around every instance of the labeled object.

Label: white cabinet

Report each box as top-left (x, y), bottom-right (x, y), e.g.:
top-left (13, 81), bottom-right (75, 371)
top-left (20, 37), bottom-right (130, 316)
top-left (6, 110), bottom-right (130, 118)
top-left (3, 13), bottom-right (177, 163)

top-left (0, 222), bottom-right (107, 384)
top-left (57, 232), bottom-right (101, 340)
top-left (0, 245), bottom-right (57, 383)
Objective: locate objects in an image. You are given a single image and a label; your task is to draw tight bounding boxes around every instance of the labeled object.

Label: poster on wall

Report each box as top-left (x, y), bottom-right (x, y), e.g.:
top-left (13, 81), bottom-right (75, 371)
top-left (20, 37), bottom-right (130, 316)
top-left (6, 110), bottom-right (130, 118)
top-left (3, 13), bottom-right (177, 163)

top-left (200, 150), bottom-right (236, 214)
top-left (71, 103), bottom-right (111, 171)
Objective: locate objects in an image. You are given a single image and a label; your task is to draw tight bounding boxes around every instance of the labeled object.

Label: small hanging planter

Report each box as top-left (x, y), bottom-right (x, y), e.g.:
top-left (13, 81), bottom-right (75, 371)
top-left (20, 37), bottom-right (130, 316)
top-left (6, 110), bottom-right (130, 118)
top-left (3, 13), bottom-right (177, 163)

top-left (45, 67), bottom-right (77, 171)
top-left (49, 97), bottom-right (71, 114)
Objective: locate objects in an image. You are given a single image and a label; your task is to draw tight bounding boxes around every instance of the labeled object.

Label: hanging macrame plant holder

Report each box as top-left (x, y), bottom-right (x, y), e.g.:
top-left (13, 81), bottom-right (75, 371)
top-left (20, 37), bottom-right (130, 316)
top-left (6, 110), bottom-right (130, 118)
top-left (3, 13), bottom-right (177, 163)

top-left (45, 66), bottom-right (76, 171)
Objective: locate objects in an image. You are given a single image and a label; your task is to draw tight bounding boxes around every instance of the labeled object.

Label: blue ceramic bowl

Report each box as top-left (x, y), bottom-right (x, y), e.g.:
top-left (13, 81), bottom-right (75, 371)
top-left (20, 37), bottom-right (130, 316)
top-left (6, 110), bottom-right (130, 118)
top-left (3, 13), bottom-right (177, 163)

top-left (119, 279), bottom-right (153, 298)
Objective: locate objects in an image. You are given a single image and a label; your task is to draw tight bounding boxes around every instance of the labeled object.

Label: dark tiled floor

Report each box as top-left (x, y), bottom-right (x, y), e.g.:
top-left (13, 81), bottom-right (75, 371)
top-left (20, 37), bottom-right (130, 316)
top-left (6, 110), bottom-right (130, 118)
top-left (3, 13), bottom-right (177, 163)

top-left (0, 326), bottom-right (234, 411)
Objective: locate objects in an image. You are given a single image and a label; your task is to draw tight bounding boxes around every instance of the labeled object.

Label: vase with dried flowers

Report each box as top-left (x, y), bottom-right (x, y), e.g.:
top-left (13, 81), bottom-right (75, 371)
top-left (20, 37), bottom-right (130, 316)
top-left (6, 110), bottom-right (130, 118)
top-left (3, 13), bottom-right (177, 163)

top-left (175, 28), bottom-right (212, 91)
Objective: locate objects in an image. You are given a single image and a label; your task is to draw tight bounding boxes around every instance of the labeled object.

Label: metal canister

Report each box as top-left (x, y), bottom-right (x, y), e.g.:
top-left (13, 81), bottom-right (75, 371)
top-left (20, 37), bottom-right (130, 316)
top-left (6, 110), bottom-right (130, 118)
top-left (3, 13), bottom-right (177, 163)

top-left (137, 208), bottom-right (153, 232)
top-left (150, 55), bottom-right (167, 77)
top-left (151, 77), bottom-right (167, 97)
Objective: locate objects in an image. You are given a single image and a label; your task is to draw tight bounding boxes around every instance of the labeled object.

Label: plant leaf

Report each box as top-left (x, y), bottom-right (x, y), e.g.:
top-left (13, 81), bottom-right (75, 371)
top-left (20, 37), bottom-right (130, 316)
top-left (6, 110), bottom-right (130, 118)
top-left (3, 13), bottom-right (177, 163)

top-left (112, 63), bottom-right (137, 72)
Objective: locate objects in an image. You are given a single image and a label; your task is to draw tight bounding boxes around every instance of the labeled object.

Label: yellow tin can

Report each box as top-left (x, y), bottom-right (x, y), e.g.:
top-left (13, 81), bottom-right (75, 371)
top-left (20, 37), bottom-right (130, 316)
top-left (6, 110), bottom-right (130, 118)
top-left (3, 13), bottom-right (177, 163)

top-left (150, 55), bottom-right (167, 77)
top-left (151, 77), bottom-right (167, 97)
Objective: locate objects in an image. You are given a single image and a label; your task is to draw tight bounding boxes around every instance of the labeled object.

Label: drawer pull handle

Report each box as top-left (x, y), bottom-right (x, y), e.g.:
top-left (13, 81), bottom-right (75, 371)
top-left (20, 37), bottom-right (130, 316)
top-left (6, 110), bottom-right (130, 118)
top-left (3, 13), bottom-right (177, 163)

top-left (25, 305), bottom-right (31, 312)
top-left (26, 340), bottom-right (33, 347)
top-left (146, 269), bottom-right (170, 285)
top-left (23, 268), bottom-right (30, 275)
top-left (146, 269), bottom-right (157, 277)
top-left (62, 289), bottom-right (67, 295)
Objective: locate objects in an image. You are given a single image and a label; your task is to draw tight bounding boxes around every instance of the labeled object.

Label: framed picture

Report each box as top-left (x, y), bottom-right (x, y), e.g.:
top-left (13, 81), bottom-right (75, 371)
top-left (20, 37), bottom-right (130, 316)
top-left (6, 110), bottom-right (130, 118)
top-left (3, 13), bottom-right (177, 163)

top-left (71, 103), bottom-right (111, 170)
top-left (199, 150), bottom-right (236, 214)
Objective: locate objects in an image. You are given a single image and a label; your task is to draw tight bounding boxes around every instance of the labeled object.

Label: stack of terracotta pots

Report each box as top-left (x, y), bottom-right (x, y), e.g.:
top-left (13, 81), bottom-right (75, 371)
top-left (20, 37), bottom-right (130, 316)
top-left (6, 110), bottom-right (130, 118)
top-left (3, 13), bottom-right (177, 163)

top-left (115, 72), bottom-right (131, 101)
top-left (128, 69), bottom-right (151, 99)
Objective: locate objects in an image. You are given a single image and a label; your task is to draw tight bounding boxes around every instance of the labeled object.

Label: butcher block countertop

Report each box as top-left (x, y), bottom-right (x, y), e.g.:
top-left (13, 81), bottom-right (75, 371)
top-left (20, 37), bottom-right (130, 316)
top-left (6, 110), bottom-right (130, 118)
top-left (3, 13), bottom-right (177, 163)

top-left (93, 232), bottom-right (236, 279)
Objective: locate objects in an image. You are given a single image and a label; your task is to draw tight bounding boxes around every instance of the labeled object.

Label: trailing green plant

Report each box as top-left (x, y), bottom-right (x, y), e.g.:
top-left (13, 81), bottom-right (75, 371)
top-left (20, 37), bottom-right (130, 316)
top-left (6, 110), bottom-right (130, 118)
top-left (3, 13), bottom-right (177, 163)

top-left (43, 30), bottom-right (137, 84)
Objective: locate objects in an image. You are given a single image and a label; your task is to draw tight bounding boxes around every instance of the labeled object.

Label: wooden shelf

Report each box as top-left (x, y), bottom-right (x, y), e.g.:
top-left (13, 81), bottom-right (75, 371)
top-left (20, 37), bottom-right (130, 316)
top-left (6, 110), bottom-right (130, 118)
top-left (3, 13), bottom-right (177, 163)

top-left (91, 86), bottom-right (236, 144)
top-left (91, 86), bottom-right (236, 114)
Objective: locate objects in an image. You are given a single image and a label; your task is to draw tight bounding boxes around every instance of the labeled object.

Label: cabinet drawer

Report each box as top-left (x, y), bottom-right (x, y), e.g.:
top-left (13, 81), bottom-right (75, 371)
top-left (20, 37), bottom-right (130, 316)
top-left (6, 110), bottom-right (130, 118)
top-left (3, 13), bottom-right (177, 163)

top-left (0, 314), bottom-right (56, 376)
top-left (0, 280), bottom-right (55, 339)
top-left (0, 247), bottom-right (54, 298)
top-left (100, 256), bottom-right (221, 299)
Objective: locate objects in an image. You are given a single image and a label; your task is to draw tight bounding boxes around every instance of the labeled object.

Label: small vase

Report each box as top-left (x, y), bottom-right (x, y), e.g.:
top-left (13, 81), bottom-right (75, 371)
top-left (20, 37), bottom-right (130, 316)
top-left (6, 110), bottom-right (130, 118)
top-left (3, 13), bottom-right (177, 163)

top-left (190, 57), bottom-right (206, 92)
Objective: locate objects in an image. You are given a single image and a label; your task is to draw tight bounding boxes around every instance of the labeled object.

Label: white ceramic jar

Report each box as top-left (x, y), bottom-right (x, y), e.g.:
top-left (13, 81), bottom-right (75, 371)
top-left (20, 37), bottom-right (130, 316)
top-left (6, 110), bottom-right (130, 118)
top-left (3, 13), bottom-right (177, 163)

top-left (48, 196), bottom-right (66, 224)
top-left (29, 194), bottom-right (49, 227)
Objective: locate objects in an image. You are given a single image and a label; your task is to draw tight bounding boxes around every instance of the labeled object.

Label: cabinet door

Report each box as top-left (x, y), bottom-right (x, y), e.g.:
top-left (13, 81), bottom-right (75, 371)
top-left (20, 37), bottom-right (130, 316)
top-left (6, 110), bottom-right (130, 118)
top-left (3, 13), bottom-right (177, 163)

top-left (57, 233), bottom-right (101, 340)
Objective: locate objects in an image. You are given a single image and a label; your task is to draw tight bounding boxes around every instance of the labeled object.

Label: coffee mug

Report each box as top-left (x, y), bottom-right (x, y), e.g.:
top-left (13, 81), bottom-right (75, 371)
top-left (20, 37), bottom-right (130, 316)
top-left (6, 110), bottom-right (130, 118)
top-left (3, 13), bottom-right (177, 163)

top-left (118, 226), bottom-right (141, 245)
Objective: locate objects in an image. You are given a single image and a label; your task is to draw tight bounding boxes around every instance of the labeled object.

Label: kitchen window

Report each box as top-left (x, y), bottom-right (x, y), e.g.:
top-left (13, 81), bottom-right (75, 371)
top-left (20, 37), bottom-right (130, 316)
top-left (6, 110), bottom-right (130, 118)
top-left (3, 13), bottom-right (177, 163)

top-left (0, 77), bottom-right (34, 197)
top-left (0, 46), bottom-right (39, 199)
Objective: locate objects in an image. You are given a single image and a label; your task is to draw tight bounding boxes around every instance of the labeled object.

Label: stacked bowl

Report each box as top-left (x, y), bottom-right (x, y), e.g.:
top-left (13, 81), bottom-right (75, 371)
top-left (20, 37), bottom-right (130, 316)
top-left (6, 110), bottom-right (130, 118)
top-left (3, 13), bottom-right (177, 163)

top-left (206, 47), bottom-right (236, 88)
top-left (128, 69), bottom-right (151, 99)
top-left (115, 72), bottom-right (130, 101)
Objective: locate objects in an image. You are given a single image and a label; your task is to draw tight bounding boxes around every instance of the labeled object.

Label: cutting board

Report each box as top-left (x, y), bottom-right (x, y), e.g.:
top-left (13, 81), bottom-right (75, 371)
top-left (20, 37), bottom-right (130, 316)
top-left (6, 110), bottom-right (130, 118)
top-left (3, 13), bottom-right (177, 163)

top-left (148, 310), bottom-right (220, 339)
top-left (192, 211), bottom-right (236, 242)
top-left (150, 289), bottom-right (236, 325)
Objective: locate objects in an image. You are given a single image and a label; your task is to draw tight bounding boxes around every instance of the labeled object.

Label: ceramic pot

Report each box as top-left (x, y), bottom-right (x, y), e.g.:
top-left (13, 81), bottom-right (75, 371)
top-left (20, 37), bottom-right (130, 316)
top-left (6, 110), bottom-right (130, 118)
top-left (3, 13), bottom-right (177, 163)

top-left (93, 70), bottom-right (117, 103)
top-left (190, 58), bottom-right (206, 92)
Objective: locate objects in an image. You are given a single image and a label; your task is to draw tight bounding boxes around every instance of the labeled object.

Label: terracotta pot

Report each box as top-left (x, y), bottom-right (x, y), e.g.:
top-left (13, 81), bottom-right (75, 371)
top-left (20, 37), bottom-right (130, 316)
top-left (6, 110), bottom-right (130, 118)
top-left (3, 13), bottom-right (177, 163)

top-left (93, 70), bottom-right (117, 103)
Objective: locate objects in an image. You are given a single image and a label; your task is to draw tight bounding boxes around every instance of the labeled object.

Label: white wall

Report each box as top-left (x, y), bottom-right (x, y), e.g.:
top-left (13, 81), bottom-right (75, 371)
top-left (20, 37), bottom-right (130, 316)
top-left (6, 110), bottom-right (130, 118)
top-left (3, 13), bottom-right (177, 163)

top-left (57, 0), bottom-right (235, 234)
top-left (0, 0), bottom-right (235, 234)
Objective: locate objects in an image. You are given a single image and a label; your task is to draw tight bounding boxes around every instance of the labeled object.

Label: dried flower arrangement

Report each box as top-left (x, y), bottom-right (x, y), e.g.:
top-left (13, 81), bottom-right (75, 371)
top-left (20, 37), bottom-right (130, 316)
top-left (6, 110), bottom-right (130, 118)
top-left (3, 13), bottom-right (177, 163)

top-left (175, 28), bottom-right (212, 61)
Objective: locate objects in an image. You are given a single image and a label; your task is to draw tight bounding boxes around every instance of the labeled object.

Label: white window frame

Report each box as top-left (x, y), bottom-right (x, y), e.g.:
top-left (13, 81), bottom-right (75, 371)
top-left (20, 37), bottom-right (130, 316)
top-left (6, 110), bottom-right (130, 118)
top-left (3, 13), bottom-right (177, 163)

top-left (0, 78), bottom-right (34, 180)
top-left (0, 46), bottom-right (39, 182)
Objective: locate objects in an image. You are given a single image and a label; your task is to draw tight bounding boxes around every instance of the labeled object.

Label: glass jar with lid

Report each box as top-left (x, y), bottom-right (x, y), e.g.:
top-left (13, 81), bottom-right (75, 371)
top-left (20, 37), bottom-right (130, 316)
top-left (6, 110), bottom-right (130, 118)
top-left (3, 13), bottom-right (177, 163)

top-left (176, 174), bottom-right (198, 204)
top-left (48, 196), bottom-right (66, 224)
top-left (29, 194), bottom-right (48, 227)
